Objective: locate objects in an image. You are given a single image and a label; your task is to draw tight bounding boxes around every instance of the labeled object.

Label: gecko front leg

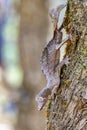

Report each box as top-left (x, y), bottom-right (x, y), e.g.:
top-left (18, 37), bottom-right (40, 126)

top-left (56, 36), bottom-right (70, 50)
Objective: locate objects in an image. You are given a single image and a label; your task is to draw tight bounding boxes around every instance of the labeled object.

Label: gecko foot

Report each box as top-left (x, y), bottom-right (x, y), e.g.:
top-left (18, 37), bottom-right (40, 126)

top-left (64, 56), bottom-right (70, 66)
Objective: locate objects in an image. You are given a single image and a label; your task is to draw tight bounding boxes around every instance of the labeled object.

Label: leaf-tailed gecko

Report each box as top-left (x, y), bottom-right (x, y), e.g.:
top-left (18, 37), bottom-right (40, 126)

top-left (35, 4), bottom-right (70, 110)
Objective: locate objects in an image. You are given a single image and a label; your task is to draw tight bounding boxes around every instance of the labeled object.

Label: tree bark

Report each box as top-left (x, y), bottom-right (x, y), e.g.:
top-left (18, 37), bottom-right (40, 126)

top-left (46, 0), bottom-right (87, 130)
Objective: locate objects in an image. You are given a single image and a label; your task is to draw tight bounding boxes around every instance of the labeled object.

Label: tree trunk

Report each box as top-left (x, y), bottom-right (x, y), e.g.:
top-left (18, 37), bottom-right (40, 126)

top-left (46, 0), bottom-right (87, 130)
top-left (17, 0), bottom-right (48, 130)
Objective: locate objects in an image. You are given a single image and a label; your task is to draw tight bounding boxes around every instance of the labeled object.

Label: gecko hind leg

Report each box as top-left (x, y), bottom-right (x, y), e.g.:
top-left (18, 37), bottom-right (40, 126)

top-left (54, 56), bottom-right (70, 72)
top-left (52, 56), bottom-right (70, 95)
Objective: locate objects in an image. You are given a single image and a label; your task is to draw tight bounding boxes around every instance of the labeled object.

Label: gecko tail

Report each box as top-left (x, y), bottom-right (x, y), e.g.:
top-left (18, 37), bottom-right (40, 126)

top-left (35, 95), bottom-right (48, 110)
top-left (35, 87), bottom-right (51, 110)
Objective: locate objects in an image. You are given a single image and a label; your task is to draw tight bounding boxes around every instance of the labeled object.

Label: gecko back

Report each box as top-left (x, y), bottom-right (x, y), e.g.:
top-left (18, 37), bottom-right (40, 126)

top-left (40, 29), bottom-right (62, 84)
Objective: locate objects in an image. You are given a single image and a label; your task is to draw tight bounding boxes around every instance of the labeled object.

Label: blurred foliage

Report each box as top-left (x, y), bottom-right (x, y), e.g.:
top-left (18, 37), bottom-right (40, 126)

top-left (0, 0), bottom-right (66, 130)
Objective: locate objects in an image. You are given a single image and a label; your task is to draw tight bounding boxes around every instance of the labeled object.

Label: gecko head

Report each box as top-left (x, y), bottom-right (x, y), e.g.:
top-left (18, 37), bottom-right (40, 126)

top-left (49, 3), bottom-right (66, 21)
top-left (35, 95), bottom-right (48, 110)
top-left (49, 3), bottom-right (66, 30)
top-left (56, 3), bottom-right (66, 13)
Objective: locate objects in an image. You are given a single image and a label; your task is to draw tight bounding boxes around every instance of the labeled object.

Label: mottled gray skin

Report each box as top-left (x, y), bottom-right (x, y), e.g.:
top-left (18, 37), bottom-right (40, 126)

top-left (35, 29), bottom-right (62, 110)
top-left (35, 4), bottom-right (69, 111)
top-left (35, 30), bottom-right (69, 110)
top-left (41, 29), bottom-right (62, 85)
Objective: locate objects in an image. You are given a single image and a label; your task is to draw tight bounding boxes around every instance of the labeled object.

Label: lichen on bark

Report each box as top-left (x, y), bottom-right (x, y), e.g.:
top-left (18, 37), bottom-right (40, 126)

top-left (46, 0), bottom-right (87, 130)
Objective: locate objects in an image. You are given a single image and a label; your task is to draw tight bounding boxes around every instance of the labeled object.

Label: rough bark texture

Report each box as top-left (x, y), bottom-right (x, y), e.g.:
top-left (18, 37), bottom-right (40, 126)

top-left (46, 0), bottom-right (87, 130)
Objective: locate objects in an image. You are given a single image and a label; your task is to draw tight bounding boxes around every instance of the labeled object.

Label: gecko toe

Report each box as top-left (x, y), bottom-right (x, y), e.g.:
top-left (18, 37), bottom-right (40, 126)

top-left (64, 56), bottom-right (70, 65)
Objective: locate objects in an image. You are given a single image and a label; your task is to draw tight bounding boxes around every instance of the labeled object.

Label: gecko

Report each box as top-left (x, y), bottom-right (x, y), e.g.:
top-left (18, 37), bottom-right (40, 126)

top-left (35, 4), bottom-right (70, 110)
